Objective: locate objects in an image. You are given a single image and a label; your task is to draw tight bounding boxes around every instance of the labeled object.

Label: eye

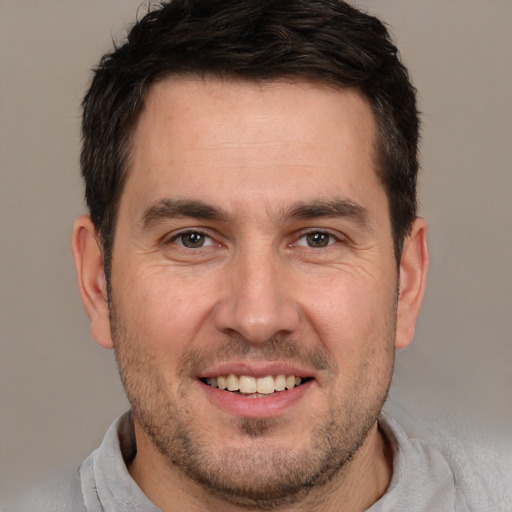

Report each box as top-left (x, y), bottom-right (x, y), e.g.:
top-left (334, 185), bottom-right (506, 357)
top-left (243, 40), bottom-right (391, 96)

top-left (296, 231), bottom-right (337, 248)
top-left (172, 231), bottom-right (214, 249)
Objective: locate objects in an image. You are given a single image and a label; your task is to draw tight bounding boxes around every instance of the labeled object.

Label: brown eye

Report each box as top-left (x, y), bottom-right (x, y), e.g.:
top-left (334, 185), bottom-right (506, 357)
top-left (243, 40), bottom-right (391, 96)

top-left (303, 232), bottom-right (334, 248)
top-left (176, 232), bottom-right (212, 248)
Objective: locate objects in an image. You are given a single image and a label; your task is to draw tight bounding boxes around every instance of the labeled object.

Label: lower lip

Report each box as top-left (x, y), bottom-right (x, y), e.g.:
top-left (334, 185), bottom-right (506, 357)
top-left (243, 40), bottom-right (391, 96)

top-left (199, 380), bottom-right (313, 419)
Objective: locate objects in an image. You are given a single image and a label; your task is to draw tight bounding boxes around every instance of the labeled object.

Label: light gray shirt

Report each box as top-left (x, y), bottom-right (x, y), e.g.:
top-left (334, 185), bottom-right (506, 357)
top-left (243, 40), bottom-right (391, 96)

top-left (4, 411), bottom-right (497, 511)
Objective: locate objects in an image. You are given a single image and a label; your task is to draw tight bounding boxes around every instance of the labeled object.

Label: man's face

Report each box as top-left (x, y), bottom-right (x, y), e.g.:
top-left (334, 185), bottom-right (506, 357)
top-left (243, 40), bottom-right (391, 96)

top-left (110, 78), bottom-right (400, 505)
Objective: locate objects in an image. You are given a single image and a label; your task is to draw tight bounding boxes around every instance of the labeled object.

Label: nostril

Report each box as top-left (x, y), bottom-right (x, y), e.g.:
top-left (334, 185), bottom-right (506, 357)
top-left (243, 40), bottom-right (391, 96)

top-left (212, 270), bottom-right (300, 343)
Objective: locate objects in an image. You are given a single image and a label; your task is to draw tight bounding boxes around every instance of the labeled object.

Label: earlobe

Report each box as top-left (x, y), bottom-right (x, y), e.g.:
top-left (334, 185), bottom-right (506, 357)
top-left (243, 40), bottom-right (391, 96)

top-left (71, 215), bottom-right (114, 349)
top-left (395, 218), bottom-right (429, 349)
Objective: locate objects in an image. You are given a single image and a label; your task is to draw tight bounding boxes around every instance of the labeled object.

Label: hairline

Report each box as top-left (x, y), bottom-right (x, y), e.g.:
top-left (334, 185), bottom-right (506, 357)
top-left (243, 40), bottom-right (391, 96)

top-left (101, 72), bottom-right (405, 277)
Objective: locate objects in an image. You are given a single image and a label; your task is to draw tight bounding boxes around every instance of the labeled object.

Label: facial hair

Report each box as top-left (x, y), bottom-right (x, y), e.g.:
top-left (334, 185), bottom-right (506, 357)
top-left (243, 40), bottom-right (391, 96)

top-left (111, 307), bottom-right (396, 509)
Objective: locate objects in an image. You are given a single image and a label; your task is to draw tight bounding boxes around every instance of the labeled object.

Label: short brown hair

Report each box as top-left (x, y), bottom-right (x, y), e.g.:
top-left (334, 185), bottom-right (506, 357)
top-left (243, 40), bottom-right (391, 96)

top-left (81, 0), bottom-right (420, 279)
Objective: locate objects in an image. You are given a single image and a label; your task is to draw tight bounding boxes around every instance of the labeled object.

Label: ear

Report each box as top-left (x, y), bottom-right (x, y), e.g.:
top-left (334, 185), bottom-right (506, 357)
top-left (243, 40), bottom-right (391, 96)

top-left (71, 215), bottom-right (114, 349)
top-left (395, 218), bottom-right (429, 349)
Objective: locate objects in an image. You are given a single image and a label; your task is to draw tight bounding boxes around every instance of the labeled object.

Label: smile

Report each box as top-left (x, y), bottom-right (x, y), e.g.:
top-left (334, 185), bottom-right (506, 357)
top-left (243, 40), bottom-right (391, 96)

top-left (202, 374), bottom-right (310, 396)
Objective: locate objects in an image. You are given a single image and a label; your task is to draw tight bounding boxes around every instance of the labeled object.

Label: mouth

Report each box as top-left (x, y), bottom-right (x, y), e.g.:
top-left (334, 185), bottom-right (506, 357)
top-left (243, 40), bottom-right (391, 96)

top-left (200, 374), bottom-right (312, 397)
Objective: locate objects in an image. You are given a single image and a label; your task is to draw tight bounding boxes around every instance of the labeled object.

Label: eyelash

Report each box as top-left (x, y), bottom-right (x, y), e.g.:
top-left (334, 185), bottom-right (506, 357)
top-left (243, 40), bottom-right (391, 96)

top-left (294, 230), bottom-right (342, 249)
top-left (167, 229), bottom-right (214, 249)
top-left (165, 228), bottom-right (344, 251)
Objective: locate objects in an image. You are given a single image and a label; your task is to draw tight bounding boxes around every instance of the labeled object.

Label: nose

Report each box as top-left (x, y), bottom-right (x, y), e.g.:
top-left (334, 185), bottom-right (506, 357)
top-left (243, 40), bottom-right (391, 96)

top-left (214, 248), bottom-right (300, 344)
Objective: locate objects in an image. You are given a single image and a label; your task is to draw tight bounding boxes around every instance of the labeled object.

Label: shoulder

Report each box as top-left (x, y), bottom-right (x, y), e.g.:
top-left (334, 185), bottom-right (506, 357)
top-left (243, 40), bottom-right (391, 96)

top-left (381, 409), bottom-right (512, 512)
top-left (424, 422), bottom-right (512, 511)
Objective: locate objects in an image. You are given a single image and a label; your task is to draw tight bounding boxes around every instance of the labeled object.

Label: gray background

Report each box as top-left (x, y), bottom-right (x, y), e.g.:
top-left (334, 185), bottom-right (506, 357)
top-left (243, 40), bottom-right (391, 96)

top-left (1, 0), bottom-right (511, 499)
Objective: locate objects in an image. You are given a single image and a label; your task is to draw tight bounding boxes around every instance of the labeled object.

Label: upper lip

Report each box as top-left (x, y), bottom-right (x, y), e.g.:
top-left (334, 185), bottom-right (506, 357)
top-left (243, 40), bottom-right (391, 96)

top-left (196, 361), bottom-right (317, 380)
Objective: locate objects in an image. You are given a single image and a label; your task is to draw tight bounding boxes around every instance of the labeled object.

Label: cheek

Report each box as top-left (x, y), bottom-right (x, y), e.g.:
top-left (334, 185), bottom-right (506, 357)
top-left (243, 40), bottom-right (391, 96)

top-left (299, 272), bottom-right (397, 355)
top-left (303, 277), bottom-right (396, 400)
top-left (113, 265), bottom-right (219, 353)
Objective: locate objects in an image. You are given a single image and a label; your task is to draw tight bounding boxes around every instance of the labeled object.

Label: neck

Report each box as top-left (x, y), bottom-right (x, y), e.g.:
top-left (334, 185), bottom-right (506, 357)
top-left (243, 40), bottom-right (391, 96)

top-left (128, 420), bottom-right (393, 512)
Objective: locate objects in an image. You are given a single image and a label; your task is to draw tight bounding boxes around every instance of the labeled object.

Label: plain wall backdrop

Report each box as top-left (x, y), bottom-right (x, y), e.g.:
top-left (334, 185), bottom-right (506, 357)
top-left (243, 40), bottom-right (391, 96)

top-left (1, 0), bottom-right (511, 500)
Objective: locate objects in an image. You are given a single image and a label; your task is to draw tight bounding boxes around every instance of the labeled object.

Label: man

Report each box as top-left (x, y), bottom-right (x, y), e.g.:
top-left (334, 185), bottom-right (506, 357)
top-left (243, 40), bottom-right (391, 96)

top-left (9, 0), bottom-right (500, 510)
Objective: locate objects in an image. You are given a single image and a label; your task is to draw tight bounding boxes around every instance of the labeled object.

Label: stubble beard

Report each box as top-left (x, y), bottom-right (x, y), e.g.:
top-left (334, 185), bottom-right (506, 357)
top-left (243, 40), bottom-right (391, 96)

top-left (111, 307), bottom-right (396, 509)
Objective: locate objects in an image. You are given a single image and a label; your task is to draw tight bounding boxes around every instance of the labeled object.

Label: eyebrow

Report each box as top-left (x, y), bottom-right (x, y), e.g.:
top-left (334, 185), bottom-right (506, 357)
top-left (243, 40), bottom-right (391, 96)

top-left (285, 199), bottom-right (370, 227)
top-left (140, 197), bottom-right (370, 230)
top-left (141, 198), bottom-right (227, 229)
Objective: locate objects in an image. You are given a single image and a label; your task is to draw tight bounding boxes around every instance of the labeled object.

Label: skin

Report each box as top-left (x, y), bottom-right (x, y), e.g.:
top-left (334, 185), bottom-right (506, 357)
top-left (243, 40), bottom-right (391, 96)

top-left (72, 78), bottom-right (428, 511)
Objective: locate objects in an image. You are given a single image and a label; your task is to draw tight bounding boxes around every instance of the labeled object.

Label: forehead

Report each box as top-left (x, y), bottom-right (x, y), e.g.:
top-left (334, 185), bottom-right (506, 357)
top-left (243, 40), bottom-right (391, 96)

top-left (122, 77), bottom-right (385, 222)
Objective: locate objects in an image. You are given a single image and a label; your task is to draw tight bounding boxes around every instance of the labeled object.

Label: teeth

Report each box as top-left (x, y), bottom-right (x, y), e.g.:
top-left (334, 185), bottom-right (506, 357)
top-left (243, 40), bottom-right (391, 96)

top-left (204, 374), bottom-right (306, 395)
top-left (274, 375), bottom-right (286, 391)
top-left (227, 374), bottom-right (239, 391)
top-left (257, 376), bottom-right (275, 394)
top-left (239, 376), bottom-right (257, 394)
top-left (285, 375), bottom-right (296, 390)
top-left (217, 376), bottom-right (227, 390)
